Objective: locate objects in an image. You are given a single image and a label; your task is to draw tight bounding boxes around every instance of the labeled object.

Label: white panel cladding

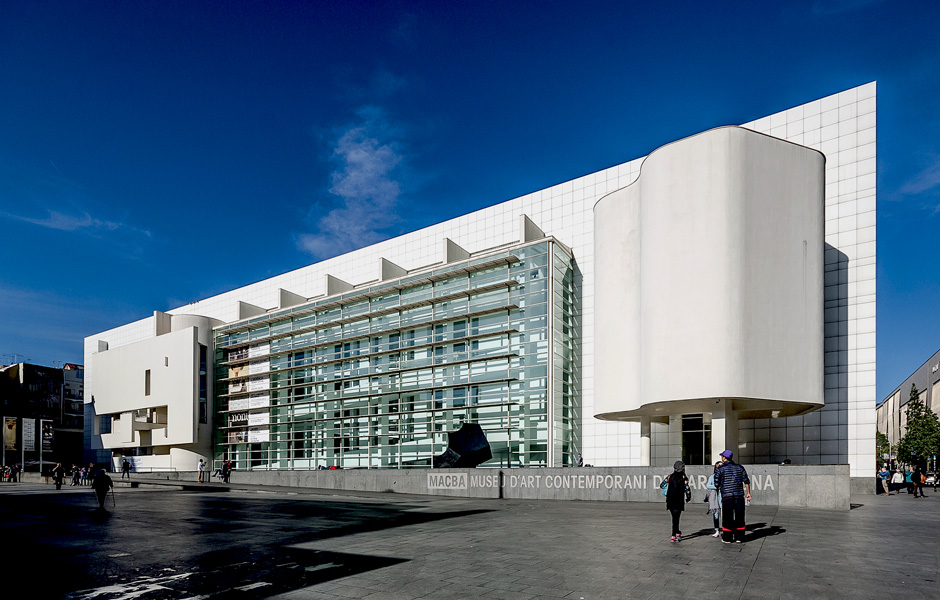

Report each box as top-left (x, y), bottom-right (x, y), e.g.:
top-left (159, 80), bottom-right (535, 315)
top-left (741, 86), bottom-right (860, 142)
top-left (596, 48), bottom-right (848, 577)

top-left (85, 83), bottom-right (875, 476)
top-left (740, 82), bottom-right (876, 477)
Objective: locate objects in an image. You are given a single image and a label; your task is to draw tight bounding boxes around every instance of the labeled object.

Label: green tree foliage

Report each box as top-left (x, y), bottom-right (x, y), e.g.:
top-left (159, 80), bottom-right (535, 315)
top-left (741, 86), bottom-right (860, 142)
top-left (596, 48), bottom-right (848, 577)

top-left (876, 430), bottom-right (892, 462)
top-left (897, 384), bottom-right (940, 465)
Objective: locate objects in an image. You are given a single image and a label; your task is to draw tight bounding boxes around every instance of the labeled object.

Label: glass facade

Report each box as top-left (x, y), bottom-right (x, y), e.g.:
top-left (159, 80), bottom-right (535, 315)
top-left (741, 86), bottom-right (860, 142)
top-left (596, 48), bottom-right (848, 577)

top-left (214, 240), bottom-right (578, 470)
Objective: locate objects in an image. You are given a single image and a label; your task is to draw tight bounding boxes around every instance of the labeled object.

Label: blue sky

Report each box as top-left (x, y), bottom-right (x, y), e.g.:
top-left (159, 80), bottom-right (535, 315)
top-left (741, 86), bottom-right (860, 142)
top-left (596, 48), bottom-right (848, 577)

top-left (0, 1), bottom-right (938, 401)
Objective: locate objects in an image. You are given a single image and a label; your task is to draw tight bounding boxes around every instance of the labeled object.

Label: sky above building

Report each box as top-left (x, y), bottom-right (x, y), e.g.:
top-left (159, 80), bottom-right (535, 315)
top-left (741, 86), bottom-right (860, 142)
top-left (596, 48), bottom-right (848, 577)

top-left (0, 1), bottom-right (938, 401)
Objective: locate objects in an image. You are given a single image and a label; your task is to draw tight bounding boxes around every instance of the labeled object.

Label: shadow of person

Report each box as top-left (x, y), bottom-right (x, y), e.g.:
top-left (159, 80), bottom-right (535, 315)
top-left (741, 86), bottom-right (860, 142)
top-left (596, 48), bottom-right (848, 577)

top-left (746, 525), bottom-right (786, 540)
top-left (678, 527), bottom-right (717, 540)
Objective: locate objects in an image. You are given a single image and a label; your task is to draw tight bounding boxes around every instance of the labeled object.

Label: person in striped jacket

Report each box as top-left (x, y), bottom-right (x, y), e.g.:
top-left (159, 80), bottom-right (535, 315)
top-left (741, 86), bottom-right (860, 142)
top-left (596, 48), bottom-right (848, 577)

top-left (714, 449), bottom-right (751, 544)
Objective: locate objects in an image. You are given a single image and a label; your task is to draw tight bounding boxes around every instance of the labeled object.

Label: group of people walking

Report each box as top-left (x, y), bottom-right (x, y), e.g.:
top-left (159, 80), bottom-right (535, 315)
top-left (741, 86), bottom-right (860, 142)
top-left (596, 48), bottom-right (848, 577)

top-left (879, 465), bottom-right (934, 497)
top-left (664, 449), bottom-right (751, 544)
top-left (48, 462), bottom-right (114, 509)
top-left (2, 464), bottom-right (21, 482)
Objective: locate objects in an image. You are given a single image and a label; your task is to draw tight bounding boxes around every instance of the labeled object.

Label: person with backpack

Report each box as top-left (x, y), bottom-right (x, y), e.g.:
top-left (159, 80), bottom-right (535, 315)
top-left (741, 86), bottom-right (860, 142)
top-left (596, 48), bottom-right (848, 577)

top-left (664, 460), bottom-right (692, 542)
top-left (714, 450), bottom-right (751, 543)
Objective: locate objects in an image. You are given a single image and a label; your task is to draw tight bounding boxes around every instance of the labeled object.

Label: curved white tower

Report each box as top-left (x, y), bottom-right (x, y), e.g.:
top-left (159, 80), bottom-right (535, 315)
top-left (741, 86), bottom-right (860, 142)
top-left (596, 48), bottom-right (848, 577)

top-left (594, 127), bottom-right (825, 463)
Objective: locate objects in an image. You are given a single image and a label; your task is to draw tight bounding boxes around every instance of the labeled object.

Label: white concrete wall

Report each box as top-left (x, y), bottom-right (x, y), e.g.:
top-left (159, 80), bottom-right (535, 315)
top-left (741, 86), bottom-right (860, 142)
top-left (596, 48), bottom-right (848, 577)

top-left (594, 127), bottom-right (825, 420)
top-left (93, 326), bottom-right (198, 448)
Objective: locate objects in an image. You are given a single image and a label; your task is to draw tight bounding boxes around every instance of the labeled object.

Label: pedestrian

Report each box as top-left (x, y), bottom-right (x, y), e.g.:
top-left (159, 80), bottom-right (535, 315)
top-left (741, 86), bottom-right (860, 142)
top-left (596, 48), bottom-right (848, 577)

top-left (221, 460), bottom-right (232, 483)
top-left (71, 464), bottom-right (80, 486)
top-left (91, 468), bottom-right (113, 510)
top-left (912, 465), bottom-right (925, 498)
top-left (664, 460), bottom-right (691, 542)
top-left (879, 465), bottom-right (891, 496)
top-left (904, 467), bottom-right (914, 494)
top-left (121, 459), bottom-right (131, 480)
top-left (52, 462), bottom-right (65, 490)
top-left (577, 453), bottom-right (584, 468)
top-left (11, 464), bottom-right (20, 483)
top-left (197, 458), bottom-right (205, 483)
top-left (705, 461), bottom-right (722, 537)
top-left (891, 469), bottom-right (904, 496)
top-left (714, 450), bottom-right (751, 544)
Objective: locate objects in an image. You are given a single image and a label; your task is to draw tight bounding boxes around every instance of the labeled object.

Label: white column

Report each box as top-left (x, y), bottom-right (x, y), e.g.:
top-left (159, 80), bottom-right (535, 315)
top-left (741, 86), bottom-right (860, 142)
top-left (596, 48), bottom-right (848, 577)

top-left (710, 399), bottom-right (739, 464)
top-left (640, 417), bottom-right (651, 466)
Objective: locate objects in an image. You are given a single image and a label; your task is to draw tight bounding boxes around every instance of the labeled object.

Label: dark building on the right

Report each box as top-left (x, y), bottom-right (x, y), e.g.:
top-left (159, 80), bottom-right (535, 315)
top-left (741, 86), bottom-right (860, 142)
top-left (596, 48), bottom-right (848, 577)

top-left (877, 347), bottom-right (940, 466)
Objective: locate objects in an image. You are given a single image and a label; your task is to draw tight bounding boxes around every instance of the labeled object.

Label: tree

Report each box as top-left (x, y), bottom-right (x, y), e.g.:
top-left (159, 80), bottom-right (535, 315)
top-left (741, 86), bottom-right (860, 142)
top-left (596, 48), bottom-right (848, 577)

top-left (896, 384), bottom-right (940, 466)
top-left (876, 430), bottom-right (892, 464)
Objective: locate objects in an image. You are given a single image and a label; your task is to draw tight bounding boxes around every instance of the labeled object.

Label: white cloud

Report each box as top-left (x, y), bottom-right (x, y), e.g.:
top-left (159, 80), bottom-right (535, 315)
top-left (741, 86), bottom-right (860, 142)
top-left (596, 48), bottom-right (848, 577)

top-left (898, 155), bottom-right (940, 196)
top-left (5, 209), bottom-right (121, 232)
top-left (298, 107), bottom-right (405, 258)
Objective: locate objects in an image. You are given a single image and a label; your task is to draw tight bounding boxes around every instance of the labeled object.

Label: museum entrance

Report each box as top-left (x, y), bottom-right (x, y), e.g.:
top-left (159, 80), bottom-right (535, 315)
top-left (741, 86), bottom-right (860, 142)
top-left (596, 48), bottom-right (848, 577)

top-left (681, 413), bottom-right (711, 465)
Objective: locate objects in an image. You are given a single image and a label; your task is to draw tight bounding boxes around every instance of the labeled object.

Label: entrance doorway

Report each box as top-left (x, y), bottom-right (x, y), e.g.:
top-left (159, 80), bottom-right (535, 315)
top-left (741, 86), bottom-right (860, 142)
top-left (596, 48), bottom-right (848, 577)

top-left (681, 414), bottom-right (711, 465)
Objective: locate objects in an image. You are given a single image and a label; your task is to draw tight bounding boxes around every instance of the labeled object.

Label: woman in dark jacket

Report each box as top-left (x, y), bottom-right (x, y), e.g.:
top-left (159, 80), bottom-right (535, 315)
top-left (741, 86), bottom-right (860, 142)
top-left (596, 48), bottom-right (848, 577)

top-left (666, 460), bottom-right (692, 542)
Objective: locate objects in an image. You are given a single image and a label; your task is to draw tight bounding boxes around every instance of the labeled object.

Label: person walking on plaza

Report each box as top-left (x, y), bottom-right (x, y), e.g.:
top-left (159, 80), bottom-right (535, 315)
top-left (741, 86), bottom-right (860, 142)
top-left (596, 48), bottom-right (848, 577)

top-left (91, 467), bottom-right (113, 510)
top-left (121, 459), bottom-right (131, 480)
top-left (665, 460), bottom-right (692, 542)
top-left (912, 465), bottom-right (925, 498)
top-left (577, 453), bottom-right (584, 467)
top-left (879, 465), bottom-right (891, 496)
top-left (891, 469), bottom-right (904, 496)
top-left (714, 450), bottom-right (751, 543)
top-left (705, 461), bottom-right (722, 537)
top-left (51, 462), bottom-right (65, 490)
top-left (197, 459), bottom-right (205, 483)
top-left (221, 460), bottom-right (232, 484)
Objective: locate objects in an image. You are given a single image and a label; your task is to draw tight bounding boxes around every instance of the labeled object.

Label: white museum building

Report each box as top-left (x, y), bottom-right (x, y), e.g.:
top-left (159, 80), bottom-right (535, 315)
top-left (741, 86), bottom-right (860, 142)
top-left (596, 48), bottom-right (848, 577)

top-left (84, 83), bottom-right (877, 491)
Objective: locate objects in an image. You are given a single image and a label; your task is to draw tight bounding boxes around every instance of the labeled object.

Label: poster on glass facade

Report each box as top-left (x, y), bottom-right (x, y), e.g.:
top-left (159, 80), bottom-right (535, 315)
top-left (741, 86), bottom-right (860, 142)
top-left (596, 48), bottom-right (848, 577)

top-left (248, 394), bottom-right (270, 409)
top-left (247, 426), bottom-right (269, 443)
top-left (229, 398), bottom-right (250, 411)
top-left (41, 421), bottom-right (54, 452)
top-left (22, 418), bottom-right (36, 452)
top-left (228, 430), bottom-right (247, 443)
top-left (247, 411), bottom-right (270, 426)
top-left (3, 417), bottom-right (16, 450)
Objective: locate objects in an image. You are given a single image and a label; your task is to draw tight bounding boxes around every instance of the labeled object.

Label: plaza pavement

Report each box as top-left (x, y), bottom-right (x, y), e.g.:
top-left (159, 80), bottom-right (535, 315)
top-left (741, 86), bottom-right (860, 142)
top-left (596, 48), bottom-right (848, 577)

top-left (0, 479), bottom-right (937, 599)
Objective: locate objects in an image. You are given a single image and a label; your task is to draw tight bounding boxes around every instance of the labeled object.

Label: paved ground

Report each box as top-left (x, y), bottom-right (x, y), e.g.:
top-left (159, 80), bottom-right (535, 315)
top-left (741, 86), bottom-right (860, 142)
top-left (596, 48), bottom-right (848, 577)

top-left (1, 480), bottom-right (938, 599)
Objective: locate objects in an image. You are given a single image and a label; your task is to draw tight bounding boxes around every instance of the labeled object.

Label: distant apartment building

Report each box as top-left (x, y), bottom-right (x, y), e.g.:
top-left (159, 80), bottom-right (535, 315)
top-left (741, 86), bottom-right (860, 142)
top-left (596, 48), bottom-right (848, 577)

top-left (0, 362), bottom-right (84, 469)
top-left (877, 347), bottom-right (940, 456)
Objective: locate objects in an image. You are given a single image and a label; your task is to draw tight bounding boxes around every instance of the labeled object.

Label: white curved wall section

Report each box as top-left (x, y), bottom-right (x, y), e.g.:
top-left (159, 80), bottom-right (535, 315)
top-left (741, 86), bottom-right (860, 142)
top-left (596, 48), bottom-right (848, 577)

top-left (594, 127), bottom-right (825, 421)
